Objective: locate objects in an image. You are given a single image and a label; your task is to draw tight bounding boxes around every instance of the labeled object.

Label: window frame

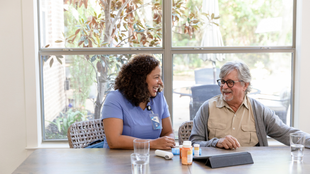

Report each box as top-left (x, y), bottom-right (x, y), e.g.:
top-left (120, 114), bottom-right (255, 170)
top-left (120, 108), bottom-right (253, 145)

top-left (37, 0), bottom-right (297, 142)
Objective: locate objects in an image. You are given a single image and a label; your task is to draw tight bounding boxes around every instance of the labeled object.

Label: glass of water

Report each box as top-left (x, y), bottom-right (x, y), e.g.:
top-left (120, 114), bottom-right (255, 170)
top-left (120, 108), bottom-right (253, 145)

top-left (290, 133), bottom-right (305, 162)
top-left (133, 139), bottom-right (150, 163)
top-left (133, 139), bottom-right (150, 155)
top-left (131, 153), bottom-right (149, 174)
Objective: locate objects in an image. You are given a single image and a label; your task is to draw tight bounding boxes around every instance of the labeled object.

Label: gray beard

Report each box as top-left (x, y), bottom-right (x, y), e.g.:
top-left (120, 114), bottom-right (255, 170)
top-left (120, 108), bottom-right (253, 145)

top-left (223, 95), bottom-right (233, 102)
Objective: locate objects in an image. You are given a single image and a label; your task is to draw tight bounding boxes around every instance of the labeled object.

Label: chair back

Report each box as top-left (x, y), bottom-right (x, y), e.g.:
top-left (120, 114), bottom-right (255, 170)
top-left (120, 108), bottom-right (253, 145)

top-left (274, 88), bottom-right (291, 124)
top-left (178, 121), bottom-right (193, 145)
top-left (190, 84), bottom-right (221, 120)
top-left (67, 119), bottom-right (105, 148)
top-left (194, 68), bottom-right (220, 85)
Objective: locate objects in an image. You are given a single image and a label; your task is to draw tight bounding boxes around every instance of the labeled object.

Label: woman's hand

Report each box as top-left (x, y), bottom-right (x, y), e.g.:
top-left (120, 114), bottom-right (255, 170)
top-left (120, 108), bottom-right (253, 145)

top-left (150, 136), bottom-right (176, 150)
top-left (150, 117), bottom-right (175, 150)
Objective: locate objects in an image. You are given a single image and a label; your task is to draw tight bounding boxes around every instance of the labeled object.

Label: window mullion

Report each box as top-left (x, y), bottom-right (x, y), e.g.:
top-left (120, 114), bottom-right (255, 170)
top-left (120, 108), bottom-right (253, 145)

top-left (39, 50), bottom-right (165, 56)
top-left (170, 49), bottom-right (295, 54)
top-left (163, 0), bottom-right (173, 124)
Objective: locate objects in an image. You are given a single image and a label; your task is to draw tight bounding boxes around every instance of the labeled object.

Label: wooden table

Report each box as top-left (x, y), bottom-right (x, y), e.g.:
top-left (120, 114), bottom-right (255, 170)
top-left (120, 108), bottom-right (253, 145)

top-left (13, 146), bottom-right (310, 174)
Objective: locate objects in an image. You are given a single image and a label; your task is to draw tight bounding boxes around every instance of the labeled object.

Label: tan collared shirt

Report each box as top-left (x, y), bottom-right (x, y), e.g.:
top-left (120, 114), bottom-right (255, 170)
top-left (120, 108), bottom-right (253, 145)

top-left (208, 95), bottom-right (258, 147)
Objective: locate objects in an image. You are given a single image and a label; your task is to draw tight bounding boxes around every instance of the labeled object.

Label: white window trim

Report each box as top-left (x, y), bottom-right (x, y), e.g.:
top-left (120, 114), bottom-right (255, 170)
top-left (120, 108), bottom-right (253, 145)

top-left (24, 0), bottom-right (42, 149)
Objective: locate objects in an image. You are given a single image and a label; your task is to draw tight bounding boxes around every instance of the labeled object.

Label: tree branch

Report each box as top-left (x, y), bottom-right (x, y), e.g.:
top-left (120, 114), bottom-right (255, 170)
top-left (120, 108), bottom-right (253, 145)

top-left (88, 58), bottom-right (98, 82)
top-left (115, 34), bottom-right (135, 47)
top-left (172, 31), bottom-right (185, 35)
top-left (101, 0), bottom-right (107, 7)
top-left (111, 0), bottom-right (133, 30)
top-left (103, 0), bottom-right (112, 45)
top-left (117, 2), bottom-right (152, 20)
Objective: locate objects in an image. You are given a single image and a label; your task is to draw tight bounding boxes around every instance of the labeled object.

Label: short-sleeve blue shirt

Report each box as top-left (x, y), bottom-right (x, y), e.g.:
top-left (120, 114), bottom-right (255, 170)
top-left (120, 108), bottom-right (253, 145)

top-left (101, 90), bottom-right (170, 148)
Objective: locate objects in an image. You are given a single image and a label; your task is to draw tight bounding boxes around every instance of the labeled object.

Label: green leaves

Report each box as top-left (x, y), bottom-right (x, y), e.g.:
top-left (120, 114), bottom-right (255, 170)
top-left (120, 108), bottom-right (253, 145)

top-left (214, 15), bottom-right (221, 20)
top-left (49, 58), bottom-right (54, 67)
top-left (46, 55), bottom-right (64, 67)
top-left (46, 108), bottom-right (87, 136)
top-left (101, 42), bottom-right (109, 47)
top-left (202, 12), bottom-right (220, 25)
top-left (62, 0), bottom-right (166, 48)
top-left (56, 56), bottom-right (63, 65)
top-left (91, 55), bottom-right (97, 62)
top-left (55, 119), bottom-right (61, 132)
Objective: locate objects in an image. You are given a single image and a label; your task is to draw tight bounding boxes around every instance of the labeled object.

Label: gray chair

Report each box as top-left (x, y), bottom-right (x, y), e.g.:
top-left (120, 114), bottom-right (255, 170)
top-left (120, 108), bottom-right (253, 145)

top-left (178, 121), bottom-right (193, 145)
top-left (194, 68), bottom-right (220, 85)
top-left (67, 119), bottom-right (105, 148)
top-left (190, 84), bottom-right (221, 120)
top-left (266, 89), bottom-right (291, 124)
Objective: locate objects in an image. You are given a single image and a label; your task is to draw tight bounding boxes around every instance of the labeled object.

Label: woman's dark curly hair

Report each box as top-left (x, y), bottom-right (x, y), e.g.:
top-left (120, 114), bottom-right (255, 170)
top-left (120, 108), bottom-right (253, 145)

top-left (114, 54), bottom-right (163, 106)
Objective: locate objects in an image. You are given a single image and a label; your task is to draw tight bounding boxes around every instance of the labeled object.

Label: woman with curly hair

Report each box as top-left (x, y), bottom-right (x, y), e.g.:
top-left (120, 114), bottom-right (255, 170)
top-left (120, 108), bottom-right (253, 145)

top-left (101, 54), bottom-right (175, 149)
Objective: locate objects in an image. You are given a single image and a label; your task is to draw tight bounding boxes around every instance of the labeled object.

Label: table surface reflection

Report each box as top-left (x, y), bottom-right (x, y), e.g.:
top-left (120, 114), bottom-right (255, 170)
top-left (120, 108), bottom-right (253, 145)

top-left (13, 146), bottom-right (310, 174)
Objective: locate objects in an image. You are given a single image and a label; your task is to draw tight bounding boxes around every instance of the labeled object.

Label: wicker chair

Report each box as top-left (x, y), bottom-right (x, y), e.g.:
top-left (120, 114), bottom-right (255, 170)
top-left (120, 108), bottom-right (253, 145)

top-left (178, 121), bottom-right (193, 145)
top-left (67, 119), bottom-right (105, 148)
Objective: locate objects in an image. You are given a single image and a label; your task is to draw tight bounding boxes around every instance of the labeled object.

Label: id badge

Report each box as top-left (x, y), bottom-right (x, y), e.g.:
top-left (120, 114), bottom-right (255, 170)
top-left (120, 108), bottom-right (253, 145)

top-left (149, 114), bottom-right (162, 130)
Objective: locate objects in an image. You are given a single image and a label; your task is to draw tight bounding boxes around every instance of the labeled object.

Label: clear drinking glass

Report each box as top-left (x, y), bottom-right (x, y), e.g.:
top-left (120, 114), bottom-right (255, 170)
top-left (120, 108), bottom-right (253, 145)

top-left (131, 153), bottom-right (149, 174)
top-left (133, 139), bottom-right (150, 165)
top-left (133, 139), bottom-right (150, 155)
top-left (290, 133), bottom-right (305, 162)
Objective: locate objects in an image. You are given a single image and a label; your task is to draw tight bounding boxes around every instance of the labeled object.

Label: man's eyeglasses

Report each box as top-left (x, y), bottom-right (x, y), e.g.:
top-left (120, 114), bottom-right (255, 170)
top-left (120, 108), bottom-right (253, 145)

top-left (217, 79), bottom-right (243, 88)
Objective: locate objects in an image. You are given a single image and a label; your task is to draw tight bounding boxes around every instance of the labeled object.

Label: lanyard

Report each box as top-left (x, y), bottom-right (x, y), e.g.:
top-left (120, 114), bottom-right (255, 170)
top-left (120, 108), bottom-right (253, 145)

top-left (146, 105), bottom-right (154, 114)
top-left (147, 105), bottom-right (162, 130)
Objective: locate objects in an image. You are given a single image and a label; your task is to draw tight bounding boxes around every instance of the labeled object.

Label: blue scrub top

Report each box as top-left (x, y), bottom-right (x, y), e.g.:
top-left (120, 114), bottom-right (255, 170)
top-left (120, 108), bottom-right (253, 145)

top-left (101, 90), bottom-right (170, 148)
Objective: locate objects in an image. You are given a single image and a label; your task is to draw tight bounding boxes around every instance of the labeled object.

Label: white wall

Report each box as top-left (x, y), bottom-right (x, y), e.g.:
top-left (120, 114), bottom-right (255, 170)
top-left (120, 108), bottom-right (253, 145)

top-left (0, 0), bottom-right (40, 173)
top-left (0, 1), bottom-right (28, 174)
top-left (0, 0), bottom-right (309, 173)
top-left (295, 0), bottom-right (310, 133)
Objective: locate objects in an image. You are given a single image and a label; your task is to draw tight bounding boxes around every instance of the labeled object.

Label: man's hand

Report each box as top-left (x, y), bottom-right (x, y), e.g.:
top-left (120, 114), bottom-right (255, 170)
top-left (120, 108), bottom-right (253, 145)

top-left (216, 135), bottom-right (240, 150)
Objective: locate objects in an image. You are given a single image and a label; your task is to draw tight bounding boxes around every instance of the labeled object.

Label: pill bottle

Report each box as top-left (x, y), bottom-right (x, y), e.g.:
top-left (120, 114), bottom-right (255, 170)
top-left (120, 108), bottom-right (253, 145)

top-left (179, 145), bottom-right (183, 159)
top-left (194, 144), bottom-right (200, 157)
top-left (181, 141), bottom-right (192, 165)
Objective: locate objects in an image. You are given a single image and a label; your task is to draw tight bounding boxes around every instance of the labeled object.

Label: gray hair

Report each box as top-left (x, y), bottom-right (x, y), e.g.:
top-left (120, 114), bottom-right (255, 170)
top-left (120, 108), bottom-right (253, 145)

top-left (219, 60), bottom-right (252, 93)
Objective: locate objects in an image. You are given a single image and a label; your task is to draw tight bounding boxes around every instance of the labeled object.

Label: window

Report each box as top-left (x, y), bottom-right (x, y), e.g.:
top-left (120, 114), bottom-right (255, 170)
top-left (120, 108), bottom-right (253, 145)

top-left (40, 0), bottom-right (162, 48)
top-left (172, 0), bottom-right (293, 47)
top-left (39, 0), bottom-right (295, 140)
top-left (173, 53), bottom-right (292, 134)
top-left (41, 54), bottom-right (162, 140)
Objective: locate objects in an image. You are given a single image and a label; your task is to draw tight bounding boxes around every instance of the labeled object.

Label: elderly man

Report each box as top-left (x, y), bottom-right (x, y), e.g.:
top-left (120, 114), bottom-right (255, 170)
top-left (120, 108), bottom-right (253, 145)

top-left (189, 60), bottom-right (310, 149)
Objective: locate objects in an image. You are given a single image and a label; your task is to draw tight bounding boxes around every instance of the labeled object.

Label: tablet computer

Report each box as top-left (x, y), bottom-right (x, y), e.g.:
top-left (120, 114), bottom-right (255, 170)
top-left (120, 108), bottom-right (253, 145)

top-left (193, 152), bottom-right (254, 168)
